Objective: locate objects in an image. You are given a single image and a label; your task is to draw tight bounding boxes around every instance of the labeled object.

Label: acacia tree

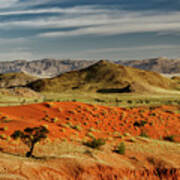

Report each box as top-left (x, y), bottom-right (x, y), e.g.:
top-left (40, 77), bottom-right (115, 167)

top-left (11, 126), bottom-right (49, 157)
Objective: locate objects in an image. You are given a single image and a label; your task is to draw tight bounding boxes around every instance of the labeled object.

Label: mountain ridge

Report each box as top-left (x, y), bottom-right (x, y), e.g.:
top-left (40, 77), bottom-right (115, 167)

top-left (0, 57), bottom-right (179, 77)
top-left (117, 57), bottom-right (180, 74)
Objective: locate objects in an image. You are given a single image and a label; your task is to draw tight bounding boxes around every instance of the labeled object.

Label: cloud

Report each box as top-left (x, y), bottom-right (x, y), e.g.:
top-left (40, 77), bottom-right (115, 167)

top-left (0, 5), bottom-right (108, 16)
top-left (0, 0), bottom-right (18, 8)
top-left (84, 44), bottom-right (180, 54)
top-left (0, 5), bottom-right (179, 37)
top-left (0, 48), bottom-right (33, 60)
top-left (0, 37), bottom-right (26, 44)
top-left (0, 0), bottom-right (59, 9)
top-left (36, 10), bottom-right (180, 37)
top-left (0, 2), bottom-right (179, 38)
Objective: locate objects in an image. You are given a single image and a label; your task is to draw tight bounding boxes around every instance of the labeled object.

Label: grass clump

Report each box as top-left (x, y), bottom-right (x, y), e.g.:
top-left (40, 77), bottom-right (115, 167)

top-left (0, 126), bottom-right (8, 131)
top-left (89, 127), bottom-right (97, 132)
top-left (83, 138), bottom-right (106, 149)
top-left (72, 125), bottom-right (81, 131)
top-left (0, 134), bottom-right (6, 140)
top-left (86, 132), bottom-right (95, 139)
top-left (3, 126), bottom-right (8, 131)
top-left (42, 124), bottom-right (49, 129)
top-left (51, 117), bottom-right (59, 123)
top-left (114, 142), bottom-right (126, 154)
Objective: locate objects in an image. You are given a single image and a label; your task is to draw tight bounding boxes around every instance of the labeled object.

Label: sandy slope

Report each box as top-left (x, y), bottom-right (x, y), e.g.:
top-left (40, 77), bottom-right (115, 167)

top-left (0, 102), bottom-right (179, 142)
top-left (0, 102), bottom-right (179, 179)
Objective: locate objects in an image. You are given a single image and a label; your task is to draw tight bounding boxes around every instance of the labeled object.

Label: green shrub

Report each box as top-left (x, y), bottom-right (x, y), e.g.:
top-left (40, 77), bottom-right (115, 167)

top-left (83, 138), bottom-right (106, 149)
top-left (114, 142), bottom-right (126, 154)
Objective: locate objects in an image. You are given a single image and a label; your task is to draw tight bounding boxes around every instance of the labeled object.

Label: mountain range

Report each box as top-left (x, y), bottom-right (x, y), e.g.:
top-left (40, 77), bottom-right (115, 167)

top-left (117, 57), bottom-right (180, 74)
top-left (0, 59), bottom-right (96, 77)
top-left (0, 57), bottom-right (179, 77)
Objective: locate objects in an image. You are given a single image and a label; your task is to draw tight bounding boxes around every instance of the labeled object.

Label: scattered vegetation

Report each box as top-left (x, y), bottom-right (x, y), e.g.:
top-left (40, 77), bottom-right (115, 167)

top-left (83, 138), bottom-right (106, 149)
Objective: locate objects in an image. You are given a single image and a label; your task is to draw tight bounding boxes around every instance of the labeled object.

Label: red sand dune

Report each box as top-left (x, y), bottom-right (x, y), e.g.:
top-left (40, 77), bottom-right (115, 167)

top-left (0, 102), bottom-right (179, 142)
top-left (0, 102), bottom-right (180, 179)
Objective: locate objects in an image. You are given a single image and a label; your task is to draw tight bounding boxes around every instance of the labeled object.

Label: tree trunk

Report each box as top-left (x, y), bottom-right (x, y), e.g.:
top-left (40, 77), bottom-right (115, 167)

top-left (26, 143), bottom-right (35, 157)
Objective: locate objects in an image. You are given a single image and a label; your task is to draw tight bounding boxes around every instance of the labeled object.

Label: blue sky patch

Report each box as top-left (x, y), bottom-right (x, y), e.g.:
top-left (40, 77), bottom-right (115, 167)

top-left (0, 0), bottom-right (179, 60)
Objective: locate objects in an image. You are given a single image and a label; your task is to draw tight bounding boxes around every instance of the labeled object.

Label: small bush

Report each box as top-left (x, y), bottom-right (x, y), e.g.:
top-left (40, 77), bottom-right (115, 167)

top-left (149, 113), bottom-right (156, 117)
top-left (83, 138), bottom-right (106, 149)
top-left (114, 142), bottom-right (126, 154)
top-left (83, 122), bottom-right (88, 126)
top-left (51, 117), bottom-right (59, 123)
top-left (163, 135), bottom-right (175, 142)
top-left (46, 102), bottom-right (54, 108)
top-left (127, 100), bottom-right (132, 104)
top-left (133, 120), bottom-right (147, 127)
top-left (72, 125), bottom-right (81, 131)
top-left (2, 126), bottom-right (8, 131)
top-left (0, 134), bottom-right (6, 140)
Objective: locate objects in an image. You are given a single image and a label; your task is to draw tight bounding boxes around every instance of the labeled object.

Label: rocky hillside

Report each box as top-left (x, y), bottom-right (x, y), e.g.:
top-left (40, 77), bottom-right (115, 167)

top-left (27, 60), bottom-right (179, 93)
top-left (0, 72), bottom-right (38, 88)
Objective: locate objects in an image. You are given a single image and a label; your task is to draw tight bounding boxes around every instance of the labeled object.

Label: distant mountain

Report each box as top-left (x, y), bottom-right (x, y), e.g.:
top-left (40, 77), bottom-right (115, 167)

top-left (0, 59), bottom-right (97, 77)
top-left (27, 60), bottom-right (179, 94)
top-left (117, 57), bottom-right (180, 74)
top-left (0, 57), bottom-right (179, 77)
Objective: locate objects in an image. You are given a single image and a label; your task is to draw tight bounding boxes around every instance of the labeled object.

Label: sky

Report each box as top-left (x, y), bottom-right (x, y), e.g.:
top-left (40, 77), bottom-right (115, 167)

top-left (0, 0), bottom-right (180, 61)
